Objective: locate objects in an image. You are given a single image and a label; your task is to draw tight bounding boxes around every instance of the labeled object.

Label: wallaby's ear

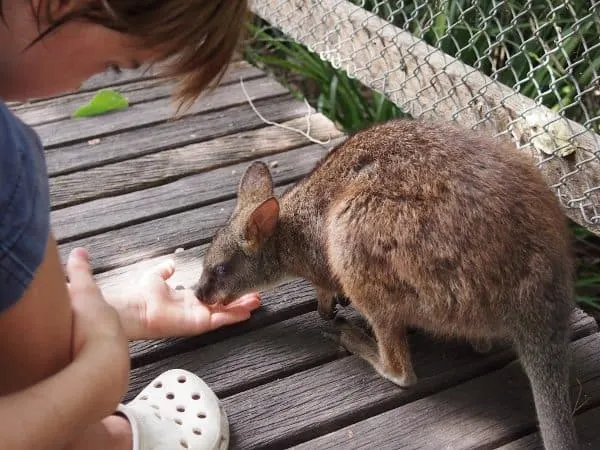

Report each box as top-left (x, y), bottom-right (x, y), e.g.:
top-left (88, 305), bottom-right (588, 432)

top-left (238, 161), bottom-right (274, 204)
top-left (243, 197), bottom-right (280, 251)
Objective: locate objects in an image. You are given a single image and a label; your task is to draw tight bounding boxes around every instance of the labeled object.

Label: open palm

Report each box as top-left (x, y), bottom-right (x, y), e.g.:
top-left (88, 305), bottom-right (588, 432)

top-left (113, 260), bottom-right (261, 340)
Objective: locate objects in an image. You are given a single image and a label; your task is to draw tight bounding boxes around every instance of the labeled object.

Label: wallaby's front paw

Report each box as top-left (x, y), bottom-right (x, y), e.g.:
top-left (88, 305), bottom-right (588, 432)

top-left (318, 303), bottom-right (338, 320)
top-left (334, 294), bottom-right (351, 308)
top-left (378, 368), bottom-right (417, 388)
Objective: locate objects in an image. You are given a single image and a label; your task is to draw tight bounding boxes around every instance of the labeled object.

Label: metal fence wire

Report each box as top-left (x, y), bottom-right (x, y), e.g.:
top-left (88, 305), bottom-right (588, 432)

top-left (249, 0), bottom-right (600, 234)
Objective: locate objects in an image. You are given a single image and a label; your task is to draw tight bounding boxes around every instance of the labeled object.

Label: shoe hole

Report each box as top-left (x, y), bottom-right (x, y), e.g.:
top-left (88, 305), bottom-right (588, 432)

top-left (197, 412), bottom-right (206, 419)
top-left (191, 393), bottom-right (200, 400)
top-left (166, 392), bottom-right (175, 400)
top-left (151, 404), bottom-right (160, 410)
top-left (177, 376), bottom-right (186, 383)
top-left (154, 381), bottom-right (163, 388)
top-left (193, 428), bottom-right (202, 435)
top-left (180, 439), bottom-right (188, 448)
top-left (139, 395), bottom-right (148, 400)
top-left (176, 405), bottom-right (186, 413)
top-left (154, 412), bottom-right (161, 420)
top-left (174, 418), bottom-right (183, 425)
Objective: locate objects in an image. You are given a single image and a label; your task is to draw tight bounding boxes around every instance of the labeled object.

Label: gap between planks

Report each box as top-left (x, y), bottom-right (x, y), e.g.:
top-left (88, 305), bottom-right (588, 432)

top-left (49, 113), bottom-right (341, 209)
top-left (288, 326), bottom-right (600, 450)
top-left (496, 403), bottom-right (600, 449)
top-left (52, 140), bottom-right (344, 242)
top-left (126, 303), bottom-right (596, 450)
top-left (44, 94), bottom-right (302, 177)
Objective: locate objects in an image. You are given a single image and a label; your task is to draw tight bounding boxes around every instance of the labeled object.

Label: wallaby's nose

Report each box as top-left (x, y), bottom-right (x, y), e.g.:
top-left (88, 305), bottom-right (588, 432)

top-left (193, 283), bottom-right (206, 301)
top-left (194, 278), bottom-right (218, 304)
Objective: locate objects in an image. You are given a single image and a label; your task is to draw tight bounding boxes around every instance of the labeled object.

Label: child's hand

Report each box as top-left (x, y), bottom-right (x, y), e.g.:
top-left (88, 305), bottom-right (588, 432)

top-left (66, 247), bottom-right (130, 420)
top-left (109, 260), bottom-right (261, 341)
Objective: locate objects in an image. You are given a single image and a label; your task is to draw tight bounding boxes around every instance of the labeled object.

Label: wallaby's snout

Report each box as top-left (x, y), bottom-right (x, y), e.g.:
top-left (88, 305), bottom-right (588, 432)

top-left (193, 265), bottom-right (237, 305)
top-left (193, 270), bottom-right (219, 305)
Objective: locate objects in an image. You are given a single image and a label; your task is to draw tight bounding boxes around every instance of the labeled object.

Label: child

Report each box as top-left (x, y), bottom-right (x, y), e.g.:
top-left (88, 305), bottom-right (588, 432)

top-left (0, 0), bottom-right (261, 448)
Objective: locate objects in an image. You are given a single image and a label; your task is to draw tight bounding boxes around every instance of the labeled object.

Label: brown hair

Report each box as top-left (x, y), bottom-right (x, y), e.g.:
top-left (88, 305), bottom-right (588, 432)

top-left (1, 0), bottom-right (248, 109)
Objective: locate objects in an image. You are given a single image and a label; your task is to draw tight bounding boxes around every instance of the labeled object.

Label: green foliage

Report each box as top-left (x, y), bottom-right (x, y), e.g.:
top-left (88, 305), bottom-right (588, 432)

top-left (358, 0), bottom-right (600, 130)
top-left (244, 22), bottom-right (408, 133)
top-left (72, 89), bottom-right (129, 118)
top-left (571, 224), bottom-right (600, 310)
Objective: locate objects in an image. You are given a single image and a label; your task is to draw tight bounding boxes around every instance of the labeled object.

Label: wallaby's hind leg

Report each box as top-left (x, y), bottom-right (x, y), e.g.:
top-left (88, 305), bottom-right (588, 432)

top-left (514, 317), bottom-right (578, 450)
top-left (315, 287), bottom-right (339, 320)
top-left (336, 317), bottom-right (416, 388)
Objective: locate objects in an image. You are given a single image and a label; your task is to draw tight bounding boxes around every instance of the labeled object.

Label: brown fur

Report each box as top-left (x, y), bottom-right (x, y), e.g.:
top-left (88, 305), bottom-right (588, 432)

top-left (196, 118), bottom-right (578, 450)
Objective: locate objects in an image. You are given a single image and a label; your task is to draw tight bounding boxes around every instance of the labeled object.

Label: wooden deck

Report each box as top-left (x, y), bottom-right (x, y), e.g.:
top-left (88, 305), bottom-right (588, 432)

top-left (14, 61), bottom-right (600, 449)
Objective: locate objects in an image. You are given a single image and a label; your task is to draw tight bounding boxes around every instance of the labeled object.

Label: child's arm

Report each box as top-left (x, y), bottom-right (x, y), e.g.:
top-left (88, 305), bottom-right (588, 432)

top-left (0, 338), bottom-right (124, 450)
top-left (0, 248), bottom-right (130, 450)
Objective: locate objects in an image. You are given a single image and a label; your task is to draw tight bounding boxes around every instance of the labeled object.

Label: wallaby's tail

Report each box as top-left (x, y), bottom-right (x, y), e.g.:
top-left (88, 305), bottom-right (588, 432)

top-left (513, 302), bottom-right (579, 450)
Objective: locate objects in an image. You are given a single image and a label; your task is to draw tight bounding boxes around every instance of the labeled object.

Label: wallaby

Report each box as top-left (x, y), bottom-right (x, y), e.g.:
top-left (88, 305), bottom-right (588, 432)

top-left (194, 118), bottom-right (578, 450)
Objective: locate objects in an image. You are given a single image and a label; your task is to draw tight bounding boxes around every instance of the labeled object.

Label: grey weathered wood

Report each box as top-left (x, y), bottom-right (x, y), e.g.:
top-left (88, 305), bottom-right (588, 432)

top-left (223, 342), bottom-right (513, 449)
top-left (125, 310), bottom-right (345, 401)
top-left (290, 332), bottom-right (600, 450)
top-left (497, 405), bottom-right (600, 450)
top-left (45, 95), bottom-right (302, 176)
top-left (14, 62), bottom-right (264, 126)
top-left (57, 184), bottom-right (290, 273)
top-left (52, 141), bottom-right (339, 242)
top-left (49, 114), bottom-right (341, 208)
top-left (36, 76), bottom-right (290, 148)
top-left (125, 311), bottom-right (597, 407)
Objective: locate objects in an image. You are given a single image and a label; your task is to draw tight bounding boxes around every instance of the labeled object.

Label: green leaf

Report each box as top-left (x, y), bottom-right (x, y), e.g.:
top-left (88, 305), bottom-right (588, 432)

top-left (72, 89), bottom-right (129, 118)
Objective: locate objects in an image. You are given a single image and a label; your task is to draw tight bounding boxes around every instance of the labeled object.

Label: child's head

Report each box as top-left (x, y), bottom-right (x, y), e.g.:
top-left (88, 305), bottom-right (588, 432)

top-left (0, 0), bottom-right (248, 104)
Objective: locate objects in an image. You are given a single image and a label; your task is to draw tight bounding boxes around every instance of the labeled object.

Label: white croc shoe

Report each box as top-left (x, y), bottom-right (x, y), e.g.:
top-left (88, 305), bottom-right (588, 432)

top-left (116, 369), bottom-right (229, 450)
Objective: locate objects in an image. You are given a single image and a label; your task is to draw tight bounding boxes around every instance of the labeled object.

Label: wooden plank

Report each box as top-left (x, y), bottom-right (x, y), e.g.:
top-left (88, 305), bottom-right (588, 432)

top-left (497, 405), bottom-right (600, 450)
top-left (36, 76), bottom-right (290, 148)
top-left (44, 94), bottom-right (302, 176)
top-left (289, 332), bottom-right (600, 450)
top-left (251, 0), bottom-right (600, 233)
top-left (13, 62), bottom-right (264, 126)
top-left (124, 312), bottom-right (597, 407)
top-left (52, 141), bottom-right (338, 242)
top-left (125, 315), bottom-right (594, 449)
top-left (49, 114), bottom-right (341, 208)
top-left (57, 182), bottom-right (289, 273)
top-left (125, 309), bottom-right (345, 401)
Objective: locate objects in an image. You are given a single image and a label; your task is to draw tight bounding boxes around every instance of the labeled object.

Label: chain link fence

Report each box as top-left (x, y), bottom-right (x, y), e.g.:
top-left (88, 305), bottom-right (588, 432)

top-left (249, 0), bottom-right (600, 234)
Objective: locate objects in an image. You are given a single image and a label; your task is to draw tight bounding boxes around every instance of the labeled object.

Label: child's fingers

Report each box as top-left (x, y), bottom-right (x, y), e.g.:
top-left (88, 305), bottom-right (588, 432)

top-left (66, 247), bottom-right (101, 298)
top-left (143, 259), bottom-right (176, 282)
top-left (225, 293), bottom-right (261, 310)
top-left (210, 307), bottom-right (253, 329)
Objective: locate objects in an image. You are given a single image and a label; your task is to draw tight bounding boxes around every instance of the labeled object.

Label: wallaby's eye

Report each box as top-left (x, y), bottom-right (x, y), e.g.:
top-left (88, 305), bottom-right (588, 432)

top-left (214, 264), bottom-right (227, 277)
